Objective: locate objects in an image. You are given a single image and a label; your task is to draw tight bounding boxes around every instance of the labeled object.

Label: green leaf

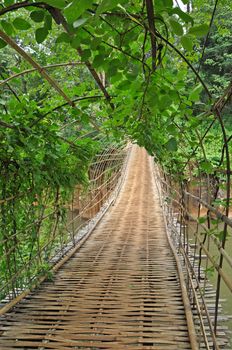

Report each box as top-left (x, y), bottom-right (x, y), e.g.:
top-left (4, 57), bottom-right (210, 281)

top-left (1, 20), bottom-right (14, 35)
top-left (4, 0), bottom-right (14, 5)
top-left (217, 231), bottom-right (225, 242)
top-left (205, 266), bottom-right (215, 279)
top-left (96, 0), bottom-right (120, 16)
top-left (0, 98), bottom-right (7, 105)
top-left (169, 19), bottom-right (183, 36)
top-left (0, 38), bottom-right (7, 49)
top-left (166, 123), bottom-right (177, 135)
top-left (189, 24), bottom-right (209, 37)
top-left (181, 35), bottom-right (193, 51)
top-left (35, 27), bottom-right (49, 43)
top-left (198, 217), bottom-right (207, 224)
top-left (107, 65), bottom-right (118, 76)
top-left (92, 54), bottom-right (104, 67)
top-left (200, 161), bottom-right (213, 174)
top-left (166, 137), bottom-right (178, 151)
top-left (158, 95), bottom-right (171, 110)
top-left (44, 14), bottom-right (52, 30)
top-left (81, 49), bottom-right (91, 60)
top-left (163, 0), bottom-right (173, 7)
top-left (171, 8), bottom-right (193, 24)
top-left (90, 37), bottom-right (102, 50)
top-left (13, 17), bottom-right (31, 30)
top-left (155, 0), bottom-right (173, 11)
top-left (73, 18), bottom-right (88, 28)
top-left (43, 0), bottom-right (66, 9)
top-left (189, 84), bottom-right (202, 102)
top-left (117, 79), bottom-right (131, 91)
top-left (71, 35), bottom-right (81, 49)
top-left (56, 32), bottom-right (70, 43)
top-left (30, 11), bottom-right (45, 23)
top-left (64, 0), bottom-right (92, 23)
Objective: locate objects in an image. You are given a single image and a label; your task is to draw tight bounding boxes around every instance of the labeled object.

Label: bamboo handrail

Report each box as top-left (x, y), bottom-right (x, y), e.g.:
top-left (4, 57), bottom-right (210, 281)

top-left (154, 163), bottom-right (231, 349)
top-left (157, 173), bottom-right (232, 269)
top-left (158, 177), bottom-right (232, 290)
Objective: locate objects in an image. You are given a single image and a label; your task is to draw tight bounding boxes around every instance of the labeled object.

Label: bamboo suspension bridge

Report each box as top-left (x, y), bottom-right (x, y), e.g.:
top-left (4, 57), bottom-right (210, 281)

top-left (0, 145), bottom-right (231, 349)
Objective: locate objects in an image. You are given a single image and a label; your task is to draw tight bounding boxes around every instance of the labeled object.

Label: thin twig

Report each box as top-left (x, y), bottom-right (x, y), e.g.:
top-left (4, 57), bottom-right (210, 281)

top-left (0, 72), bottom-right (21, 102)
top-left (30, 95), bottom-right (103, 128)
top-left (0, 62), bottom-right (84, 87)
top-left (0, 1), bottom-right (44, 16)
top-left (196, 0), bottom-right (219, 75)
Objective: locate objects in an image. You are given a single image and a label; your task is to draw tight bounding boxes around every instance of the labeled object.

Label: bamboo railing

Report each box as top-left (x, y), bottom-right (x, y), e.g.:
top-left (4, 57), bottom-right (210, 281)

top-left (154, 164), bottom-right (232, 350)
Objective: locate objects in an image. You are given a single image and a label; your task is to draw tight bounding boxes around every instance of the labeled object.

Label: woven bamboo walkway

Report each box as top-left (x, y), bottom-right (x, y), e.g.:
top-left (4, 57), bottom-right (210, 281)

top-left (0, 146), bottom-right (193, 349)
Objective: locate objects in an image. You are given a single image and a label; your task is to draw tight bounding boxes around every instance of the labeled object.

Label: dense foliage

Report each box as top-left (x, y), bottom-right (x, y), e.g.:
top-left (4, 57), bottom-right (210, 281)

top-left (0, 0), bottom-right (231, 173)
top-left (0, 0), bottom-right (231, 298)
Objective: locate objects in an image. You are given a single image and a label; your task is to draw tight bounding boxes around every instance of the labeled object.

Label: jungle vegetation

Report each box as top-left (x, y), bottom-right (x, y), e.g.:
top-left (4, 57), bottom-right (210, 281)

top-left (0, 0), bottom-right (231, 298)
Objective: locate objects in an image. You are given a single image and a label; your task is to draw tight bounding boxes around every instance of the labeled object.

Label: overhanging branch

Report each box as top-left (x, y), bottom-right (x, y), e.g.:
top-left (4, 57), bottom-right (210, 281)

top-left (145, 0), bottom-right (156, 71)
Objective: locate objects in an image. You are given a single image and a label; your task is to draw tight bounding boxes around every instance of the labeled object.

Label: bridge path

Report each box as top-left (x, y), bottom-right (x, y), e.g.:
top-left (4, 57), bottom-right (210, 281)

top-left (0, 146), bottom-right (193, 349)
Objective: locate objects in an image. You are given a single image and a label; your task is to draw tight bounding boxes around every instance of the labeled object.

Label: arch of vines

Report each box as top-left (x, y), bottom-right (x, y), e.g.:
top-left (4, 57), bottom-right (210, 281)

top-left (0, 0), bottom-right (232, 340)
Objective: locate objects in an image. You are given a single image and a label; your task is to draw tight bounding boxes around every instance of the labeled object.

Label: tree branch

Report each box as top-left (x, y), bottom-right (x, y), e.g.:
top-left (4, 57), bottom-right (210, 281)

top-left (0, 1), bottom-right (45, 16)
top-left (196, 0), bottom-right (219, 75)
top-left (0, 72), bottom-right (21, 103)
top-left (0, 61), bottom-right (84, 87)
top-left (83, 27), bottom-right (151, 72)
top-left (30, 95), bottom-right (104, 127)
top-left (47, 10), bottom-right (115, 110)
top-left (145, 0), bottom-right (156, 71)
top-left (0, 119), bottom-right (17, 130)
top-left (213, 81), bottom-right (232, 112)
top-left (154, 29), bottom-right (212, 99)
